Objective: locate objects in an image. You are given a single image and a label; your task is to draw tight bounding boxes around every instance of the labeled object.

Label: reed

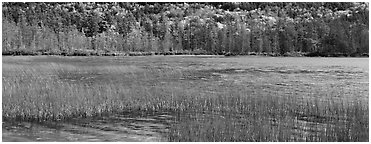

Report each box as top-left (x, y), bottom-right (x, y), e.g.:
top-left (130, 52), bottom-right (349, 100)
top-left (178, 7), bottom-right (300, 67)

top-left (2, 56), bottom-right (368, 141)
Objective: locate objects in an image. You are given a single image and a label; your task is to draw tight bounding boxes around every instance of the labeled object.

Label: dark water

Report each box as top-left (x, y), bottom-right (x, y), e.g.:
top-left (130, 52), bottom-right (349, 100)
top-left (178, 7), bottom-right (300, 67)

top-left (2, 111), bottom-right (342, 142)
top-left (2, 112), bottom-right (175, 142)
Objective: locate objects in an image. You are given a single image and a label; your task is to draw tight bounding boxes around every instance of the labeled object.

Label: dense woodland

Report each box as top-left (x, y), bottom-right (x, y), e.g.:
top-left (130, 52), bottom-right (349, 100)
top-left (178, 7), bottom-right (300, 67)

top-left (2, 2), bottom-right (369, 56)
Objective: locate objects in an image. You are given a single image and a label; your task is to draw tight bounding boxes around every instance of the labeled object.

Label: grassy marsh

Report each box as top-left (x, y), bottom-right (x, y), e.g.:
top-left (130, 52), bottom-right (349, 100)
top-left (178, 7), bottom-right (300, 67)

top-left (2, 56), bottom-right (369, 141)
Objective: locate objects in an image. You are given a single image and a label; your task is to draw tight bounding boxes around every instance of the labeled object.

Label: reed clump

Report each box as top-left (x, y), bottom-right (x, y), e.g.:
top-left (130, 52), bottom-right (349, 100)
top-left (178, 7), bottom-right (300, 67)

top-left (2, 57), bottom-right (368, 142)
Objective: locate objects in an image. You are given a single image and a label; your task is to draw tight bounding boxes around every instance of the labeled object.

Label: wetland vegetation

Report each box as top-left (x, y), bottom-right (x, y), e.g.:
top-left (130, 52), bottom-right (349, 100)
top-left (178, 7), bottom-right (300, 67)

top-left (2, 2), bottom-right (369, 142)
top-left (2, 56), bottom-right (368, 142)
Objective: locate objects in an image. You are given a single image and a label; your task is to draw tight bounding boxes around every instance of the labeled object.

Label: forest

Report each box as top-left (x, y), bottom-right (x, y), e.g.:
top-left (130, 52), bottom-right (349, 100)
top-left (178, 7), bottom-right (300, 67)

top-left (2, 2), bottom-right (369, 57)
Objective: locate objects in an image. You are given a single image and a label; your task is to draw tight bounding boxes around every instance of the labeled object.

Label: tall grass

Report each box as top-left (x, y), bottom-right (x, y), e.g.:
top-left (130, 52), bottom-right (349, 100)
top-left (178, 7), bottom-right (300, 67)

top-left (168, 91), bottom-right (368, 141)
top-left (2, 59), bottom-right (368, 141)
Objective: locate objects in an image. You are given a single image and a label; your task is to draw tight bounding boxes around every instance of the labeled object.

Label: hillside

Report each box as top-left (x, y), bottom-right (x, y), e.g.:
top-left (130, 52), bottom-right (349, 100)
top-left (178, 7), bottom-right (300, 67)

top-left (2, 2), bottom-right (369, 56)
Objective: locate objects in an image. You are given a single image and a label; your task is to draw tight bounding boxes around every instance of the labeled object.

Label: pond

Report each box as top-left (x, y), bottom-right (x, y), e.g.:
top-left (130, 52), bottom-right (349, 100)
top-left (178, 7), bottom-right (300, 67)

top-left (3, 112), bottom-right (174, 142)
top-left (2, 56), bottom-right (368, 142)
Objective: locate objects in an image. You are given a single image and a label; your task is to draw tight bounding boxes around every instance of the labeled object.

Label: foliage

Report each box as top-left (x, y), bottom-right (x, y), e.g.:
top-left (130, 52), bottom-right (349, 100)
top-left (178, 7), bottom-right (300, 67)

top-left (2, 2), bottom-right (369, 56)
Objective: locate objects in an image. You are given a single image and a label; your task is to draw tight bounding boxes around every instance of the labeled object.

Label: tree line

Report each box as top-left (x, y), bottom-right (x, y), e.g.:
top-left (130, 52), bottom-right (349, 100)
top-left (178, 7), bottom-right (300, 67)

top-left (2, 2), bottom-right (369, 56)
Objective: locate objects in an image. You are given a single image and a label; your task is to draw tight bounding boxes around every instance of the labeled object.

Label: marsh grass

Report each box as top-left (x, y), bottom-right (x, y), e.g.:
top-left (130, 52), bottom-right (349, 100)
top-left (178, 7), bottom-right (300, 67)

top-left (2, 56), bottom-right (368, 142)
top-left (167, 88), bottom-right (368, 142)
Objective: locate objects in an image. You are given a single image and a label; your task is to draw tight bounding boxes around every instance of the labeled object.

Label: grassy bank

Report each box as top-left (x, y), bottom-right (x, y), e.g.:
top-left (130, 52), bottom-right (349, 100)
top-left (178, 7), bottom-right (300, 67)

top-left (2, 49), bottom-right (369, 57)
top-left (2, 56), bottom-right (368, 141)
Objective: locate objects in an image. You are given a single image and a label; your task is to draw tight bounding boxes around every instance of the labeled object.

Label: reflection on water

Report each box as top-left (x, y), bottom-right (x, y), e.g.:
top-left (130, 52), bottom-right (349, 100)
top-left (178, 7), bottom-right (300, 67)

top-left (2, 112), bottom-right (175, 142)
top-left (2, 111), bottom-right (348, 142)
